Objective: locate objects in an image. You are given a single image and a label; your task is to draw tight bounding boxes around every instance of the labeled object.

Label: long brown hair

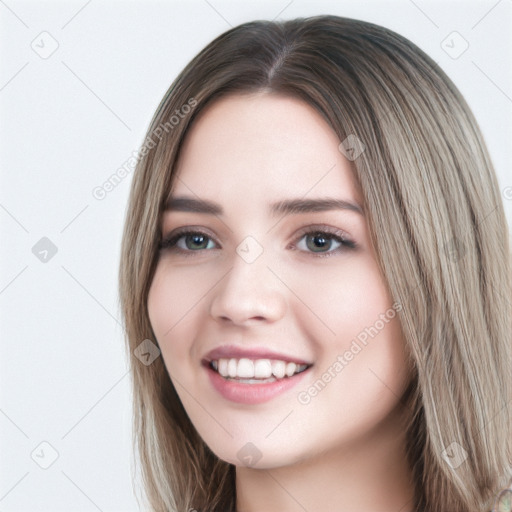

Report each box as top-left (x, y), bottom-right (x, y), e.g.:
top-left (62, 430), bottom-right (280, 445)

top-left (119, 15), bottom-right (512, 512)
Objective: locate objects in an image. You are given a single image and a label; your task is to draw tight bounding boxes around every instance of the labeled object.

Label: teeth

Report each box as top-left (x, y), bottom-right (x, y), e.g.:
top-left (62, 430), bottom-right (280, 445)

top-left (237, 358), bottom-right (254, 378)
top-left (211, 357), bottom-right (308, 380)
top-left (254, 359), bottom-right (272, 378)
top-left (218, 358), bottom-right (229, 377)
top-left (228, 358), bottom-right (237, 378)
top-left (285, 362), bottom-right (297, 377)
top-left (272, 360), bottom-right (286, 379)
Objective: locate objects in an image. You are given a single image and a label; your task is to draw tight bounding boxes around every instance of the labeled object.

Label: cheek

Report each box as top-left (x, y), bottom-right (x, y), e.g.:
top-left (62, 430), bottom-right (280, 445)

top-left (147, 263), bottom-right (207, 368)
top-left (288, 254), bottom-right (395, 343)
top-left (148, 261), bottom-right (211, 332)
top-left (290, 254), bottom-right (411, 407)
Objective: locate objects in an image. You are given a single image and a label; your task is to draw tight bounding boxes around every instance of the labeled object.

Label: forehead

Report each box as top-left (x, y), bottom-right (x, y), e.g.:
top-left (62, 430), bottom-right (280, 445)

top-left (171, 92), bottom-right (361, 206)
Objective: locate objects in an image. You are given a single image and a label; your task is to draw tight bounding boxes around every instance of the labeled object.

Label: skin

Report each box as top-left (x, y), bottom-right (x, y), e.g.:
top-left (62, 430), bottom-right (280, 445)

top-left (147, 92), bottom-right (415, 511)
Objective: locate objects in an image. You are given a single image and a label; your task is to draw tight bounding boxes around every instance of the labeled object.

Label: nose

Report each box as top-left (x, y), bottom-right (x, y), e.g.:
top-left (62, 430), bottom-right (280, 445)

top-left (209, 248), bottom-right (287, 326)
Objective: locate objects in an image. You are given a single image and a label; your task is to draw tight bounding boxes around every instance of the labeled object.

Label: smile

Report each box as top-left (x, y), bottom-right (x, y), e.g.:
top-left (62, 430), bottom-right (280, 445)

top-left (210, 357), bottom-right (309, 382)
top-left (204, 357), bottom-right (312, 404)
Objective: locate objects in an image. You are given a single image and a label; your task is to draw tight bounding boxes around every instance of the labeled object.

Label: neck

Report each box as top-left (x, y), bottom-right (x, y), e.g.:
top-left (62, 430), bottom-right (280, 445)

top-left (235, 403), bottom-right (415, 512)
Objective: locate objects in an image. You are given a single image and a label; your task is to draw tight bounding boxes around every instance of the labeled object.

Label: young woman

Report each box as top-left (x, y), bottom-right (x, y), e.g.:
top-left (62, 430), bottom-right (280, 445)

top-left (119, 15), bottom-right (512, 512)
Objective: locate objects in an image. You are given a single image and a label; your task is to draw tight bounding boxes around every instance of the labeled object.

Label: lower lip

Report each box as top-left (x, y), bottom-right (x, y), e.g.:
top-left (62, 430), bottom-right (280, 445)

top-left (205, 364), bottom-right (310, 404)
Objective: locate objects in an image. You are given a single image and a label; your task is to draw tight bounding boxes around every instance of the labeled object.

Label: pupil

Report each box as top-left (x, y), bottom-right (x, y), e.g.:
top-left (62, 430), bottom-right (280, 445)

top-left (187, 234), bottom-right (207, 250)
top-left (307, 233), bottom-right (330, 252)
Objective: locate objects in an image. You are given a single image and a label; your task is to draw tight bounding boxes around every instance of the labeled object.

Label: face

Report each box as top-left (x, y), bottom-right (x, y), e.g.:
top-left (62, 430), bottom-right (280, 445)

top-left (147, 93), bottom-right (412, 469)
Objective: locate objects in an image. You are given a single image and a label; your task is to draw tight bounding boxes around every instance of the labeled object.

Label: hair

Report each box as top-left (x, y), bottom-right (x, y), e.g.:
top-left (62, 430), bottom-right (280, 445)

top-left (118, 14), bottom-right (512, 512)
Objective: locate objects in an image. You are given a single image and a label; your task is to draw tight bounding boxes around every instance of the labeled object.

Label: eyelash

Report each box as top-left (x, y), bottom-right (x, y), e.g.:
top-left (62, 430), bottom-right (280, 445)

top-left (158, 225), bottom-right (357, 259)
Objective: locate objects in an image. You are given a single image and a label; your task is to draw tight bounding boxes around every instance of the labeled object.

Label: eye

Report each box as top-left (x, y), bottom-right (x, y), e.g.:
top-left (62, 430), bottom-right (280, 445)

top-left (158, 225), bottom-right (356, 258)
top-left (293, 227), bottom-right (356, 258)
top-left (159, 229), bottom-right (217, 254)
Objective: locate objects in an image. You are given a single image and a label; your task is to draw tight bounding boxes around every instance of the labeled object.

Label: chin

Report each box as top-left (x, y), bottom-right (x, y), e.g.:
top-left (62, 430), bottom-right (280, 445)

top-left (199, 433), bottom-right (308, 470)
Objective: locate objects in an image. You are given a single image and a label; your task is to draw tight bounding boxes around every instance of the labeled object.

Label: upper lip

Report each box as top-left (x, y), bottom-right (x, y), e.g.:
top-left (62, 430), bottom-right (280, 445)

top-left (203, 345), bottom-right (313, 366)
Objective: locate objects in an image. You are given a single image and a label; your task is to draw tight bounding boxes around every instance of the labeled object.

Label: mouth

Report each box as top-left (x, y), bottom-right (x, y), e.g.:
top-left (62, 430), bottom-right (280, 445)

top-left (208, 357), bottom-right (311, 383)
top-left (202, 356), bottom-right (313, 404)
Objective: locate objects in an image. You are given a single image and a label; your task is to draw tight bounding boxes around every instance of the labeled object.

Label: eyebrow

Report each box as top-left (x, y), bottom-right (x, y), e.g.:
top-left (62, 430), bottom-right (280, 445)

top-left (164, 196), bottom-right (363, 216)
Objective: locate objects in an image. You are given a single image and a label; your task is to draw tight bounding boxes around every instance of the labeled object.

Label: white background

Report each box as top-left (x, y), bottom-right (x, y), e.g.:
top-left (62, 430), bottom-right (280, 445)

top-left (0, 1), bottom-right (511, 510)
